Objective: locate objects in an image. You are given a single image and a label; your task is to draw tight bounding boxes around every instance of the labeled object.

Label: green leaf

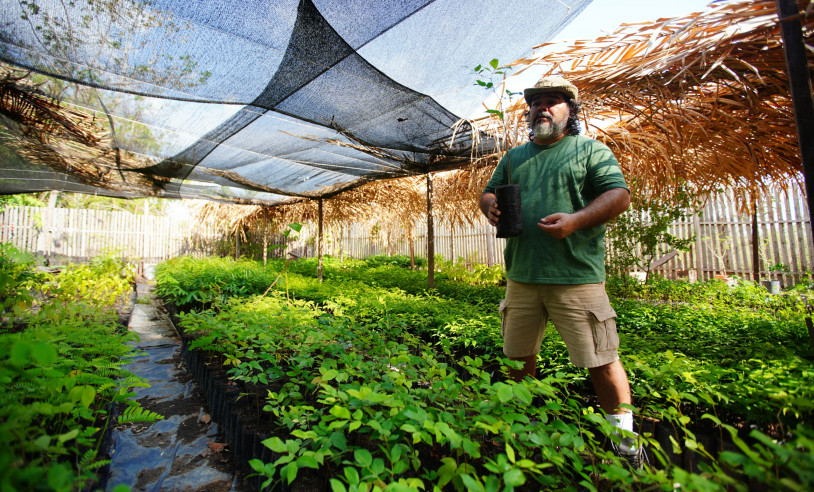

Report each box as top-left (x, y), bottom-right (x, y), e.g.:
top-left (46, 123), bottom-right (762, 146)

top-left (558, 432), bottom-right (574, 447)
top-left (330, 432), bottom-right (347, 451)
top-left (262, 437), bottom-right (288, 453)
top-left (400, 424), bottom-right (418, 433)
top-left (354, 448), bottom-right (373, 468)
top-left (285, 462), bottom-right (299, 484)
top-left (69, 385), bottom-right (97, 409)
top-left (344, 466), bottom-right (360, 485)
top-left (505, 443), bottom-right (516, 463)
top-left (495, 382), bottom-right (513, 403)
top-left (513, 384), bottom-right (532, 405)
top-left (58, 429), bottom-right (79, 443)
top-left (291, 429), bottom-right (318, 440)
top-left (297, 454), bottom-right (320, 469)
top-left (330, 478), bottom-right (348, 492)
top-left (503, 468), bottom-right (526, 487)
top-left (80, 385), bottom-right (96, 408)
top-left (31, 341), bottom-right (57, 365)
top-left (249, 459), bottom-right (265, 473)
top-left (489, 58), bottom-right (499, 69)
top-left (330, 405), bottom-right (351, 420)
top-left (461, 474), bottom-right (485, 492)
top-left (321, 368), bottom-right (339, 381)
top-left (34, 435), bottom-right (51, 450)
top-left (47, 463), bottom-right (72, 490)
top-left (10, 341), bottom-right (30, 366)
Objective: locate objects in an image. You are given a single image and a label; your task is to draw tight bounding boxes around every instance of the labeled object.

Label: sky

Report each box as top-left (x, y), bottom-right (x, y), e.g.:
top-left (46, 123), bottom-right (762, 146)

top-left (552, 0), bottom-right (716, 43)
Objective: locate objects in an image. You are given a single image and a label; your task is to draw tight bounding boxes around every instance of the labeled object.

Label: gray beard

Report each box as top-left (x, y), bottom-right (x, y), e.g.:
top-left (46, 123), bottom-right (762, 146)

top-left (532, 117), bottom-right (567, 141)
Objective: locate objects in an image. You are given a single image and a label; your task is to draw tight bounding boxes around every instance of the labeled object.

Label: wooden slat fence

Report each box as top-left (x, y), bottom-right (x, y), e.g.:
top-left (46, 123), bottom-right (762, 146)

top-left (305, 186), bottom-right (814, 286)
top-left (632, 187), bottom-right (814, 286)
top-left (0, 206), bottom-right (224, 267)
top-left (2, 185), bottom-right (812, 286)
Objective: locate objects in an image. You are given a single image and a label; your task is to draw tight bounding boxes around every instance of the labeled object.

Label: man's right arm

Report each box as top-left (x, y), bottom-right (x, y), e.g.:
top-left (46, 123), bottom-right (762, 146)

top-left (479, 192), bottom-right (500, 226)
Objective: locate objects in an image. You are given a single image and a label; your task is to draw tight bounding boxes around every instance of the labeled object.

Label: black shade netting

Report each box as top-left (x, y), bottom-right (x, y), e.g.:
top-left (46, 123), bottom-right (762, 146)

top-left (0, 0), bottom-right (591, 204)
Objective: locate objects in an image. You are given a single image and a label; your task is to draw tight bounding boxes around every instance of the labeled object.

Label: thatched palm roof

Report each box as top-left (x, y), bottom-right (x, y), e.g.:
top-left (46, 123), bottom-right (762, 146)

top-left (490, 0), bottom-right (813, 210)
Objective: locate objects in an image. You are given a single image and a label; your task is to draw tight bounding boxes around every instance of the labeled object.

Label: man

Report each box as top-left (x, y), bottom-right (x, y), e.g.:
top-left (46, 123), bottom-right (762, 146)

top-left (479, 75), bottom-right (645, 467)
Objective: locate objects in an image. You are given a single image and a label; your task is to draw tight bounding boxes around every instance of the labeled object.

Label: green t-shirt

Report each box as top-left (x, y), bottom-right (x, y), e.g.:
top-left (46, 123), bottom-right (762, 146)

top-left (483, 135), bottom-right (628, 284)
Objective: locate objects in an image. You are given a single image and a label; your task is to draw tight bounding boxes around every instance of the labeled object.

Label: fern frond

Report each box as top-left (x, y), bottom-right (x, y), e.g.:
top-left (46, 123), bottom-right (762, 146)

top-left (87, 459), bottom-right (111, 470)
top-left (118, 404), bottom-right (163, 424)
top-left (95, 382), bottom-right (117, 394)
top-left (78, 448), bottom-right (97, 469)
top-left (116, 376), bottom-right (150, 392)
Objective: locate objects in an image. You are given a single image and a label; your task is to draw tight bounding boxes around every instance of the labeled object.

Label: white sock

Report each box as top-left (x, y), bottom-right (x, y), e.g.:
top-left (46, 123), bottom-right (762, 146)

top-left (606, 413), bottom-right (636, 453)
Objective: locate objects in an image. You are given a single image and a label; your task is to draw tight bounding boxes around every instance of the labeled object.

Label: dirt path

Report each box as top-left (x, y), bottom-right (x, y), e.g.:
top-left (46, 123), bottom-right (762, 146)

top-left (105, 281), bottom-right (250, 492)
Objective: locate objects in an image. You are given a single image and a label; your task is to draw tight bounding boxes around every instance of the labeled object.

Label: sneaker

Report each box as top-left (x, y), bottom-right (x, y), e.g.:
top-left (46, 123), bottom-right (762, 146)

top-left (612, 436), bottom-right (650, 469)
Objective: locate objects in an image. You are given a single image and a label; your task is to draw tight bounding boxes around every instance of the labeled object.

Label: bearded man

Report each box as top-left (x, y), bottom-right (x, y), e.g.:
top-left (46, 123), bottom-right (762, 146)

top-left (479, 75), bottom-right (646, 467)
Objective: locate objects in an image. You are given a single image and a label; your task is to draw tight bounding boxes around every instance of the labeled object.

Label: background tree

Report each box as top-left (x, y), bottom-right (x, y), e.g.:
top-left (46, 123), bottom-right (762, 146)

top-left (3, 0), bottom-right (212, 158)
top-left (606, 185), bottom-right (700, 284)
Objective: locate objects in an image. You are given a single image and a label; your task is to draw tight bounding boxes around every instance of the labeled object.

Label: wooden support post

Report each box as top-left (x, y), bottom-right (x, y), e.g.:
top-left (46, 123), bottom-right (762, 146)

top-left (408, 222), bottom-right (416, 269)
top-left (234, 227), bottom-right (240, 259)
top-left (339, 224), bottom-right (345, 261)
top-left (427, 173), bottom-right (435, 289)
top-left (486, 223), bottom-right (495, 267)
top-left (318, 198), bottom-right (324, 282)
top-left (262, 214), bottom-right (268, 266)
top-left (752, 201), bottom-right (760, 282)
top-left (693, 214), bottom-right (704, 281)
top-left (776, 0), bottom-right (814, 240)
top-left (805, 296), bottom-right (814, 352)
top-left (449, 224), bottom-right (455, 263)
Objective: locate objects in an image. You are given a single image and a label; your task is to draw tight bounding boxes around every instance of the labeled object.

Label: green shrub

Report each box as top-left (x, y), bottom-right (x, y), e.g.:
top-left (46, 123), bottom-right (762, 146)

top-left (0, 243), bottom-right (45, 316)
top-left (0, 250), bottom-right (153, 491)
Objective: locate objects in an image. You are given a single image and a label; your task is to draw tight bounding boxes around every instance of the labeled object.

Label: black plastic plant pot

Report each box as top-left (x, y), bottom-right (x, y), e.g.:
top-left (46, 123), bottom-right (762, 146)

top-left (495, 184), bottom-right (523, 238)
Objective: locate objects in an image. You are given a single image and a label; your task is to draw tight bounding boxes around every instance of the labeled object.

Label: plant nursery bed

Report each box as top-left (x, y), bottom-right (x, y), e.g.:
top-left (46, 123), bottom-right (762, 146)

top-left (151, 256), bottom-right (814, 491)
top-left (164, 301), bottom-right (761, 492)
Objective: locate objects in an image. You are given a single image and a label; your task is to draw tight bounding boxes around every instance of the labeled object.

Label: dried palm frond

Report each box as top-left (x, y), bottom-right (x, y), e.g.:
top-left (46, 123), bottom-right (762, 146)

top-left (0, 65), bottom-right (178, 195)
top-left (0, 68), bottom-right (100, 146)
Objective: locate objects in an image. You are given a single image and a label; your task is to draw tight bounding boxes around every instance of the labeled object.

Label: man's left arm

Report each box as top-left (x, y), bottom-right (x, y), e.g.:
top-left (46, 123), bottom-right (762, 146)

top-left (537, 187), bottom-right (630, 239)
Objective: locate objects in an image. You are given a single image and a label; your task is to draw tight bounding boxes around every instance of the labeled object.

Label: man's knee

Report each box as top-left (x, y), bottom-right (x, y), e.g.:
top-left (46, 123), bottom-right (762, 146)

top-left (588, 358), bottom-right (625, 380)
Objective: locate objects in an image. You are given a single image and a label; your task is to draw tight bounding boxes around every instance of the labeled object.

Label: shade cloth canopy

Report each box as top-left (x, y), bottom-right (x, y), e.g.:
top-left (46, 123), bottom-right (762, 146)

top-left (0, 0), bottom-right (590, 205)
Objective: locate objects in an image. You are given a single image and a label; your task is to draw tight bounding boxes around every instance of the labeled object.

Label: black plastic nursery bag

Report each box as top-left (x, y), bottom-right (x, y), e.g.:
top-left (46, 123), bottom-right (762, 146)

top-left (495, 184), bottom-right (523, 238)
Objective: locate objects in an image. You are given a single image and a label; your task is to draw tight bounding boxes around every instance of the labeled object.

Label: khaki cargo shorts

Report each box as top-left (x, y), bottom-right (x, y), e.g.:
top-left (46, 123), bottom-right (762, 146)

top-left (500, 279), bottom-right (620, 368)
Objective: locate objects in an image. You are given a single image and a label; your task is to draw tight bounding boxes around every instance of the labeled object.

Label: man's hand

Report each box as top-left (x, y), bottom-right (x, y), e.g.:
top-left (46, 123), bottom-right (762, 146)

top-left (537, 188), bottom-right (630, 239)
top-left (479, 192), bottom-right (501, 226)
top-left (537, 213), bottom-right (578, 238)
top-left (485, 200), bottom-right (501, 226)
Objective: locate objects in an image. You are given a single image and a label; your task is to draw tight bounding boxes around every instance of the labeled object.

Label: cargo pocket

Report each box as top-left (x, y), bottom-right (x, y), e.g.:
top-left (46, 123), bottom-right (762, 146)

top-left (589, 306), bottom-right (619, 353)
